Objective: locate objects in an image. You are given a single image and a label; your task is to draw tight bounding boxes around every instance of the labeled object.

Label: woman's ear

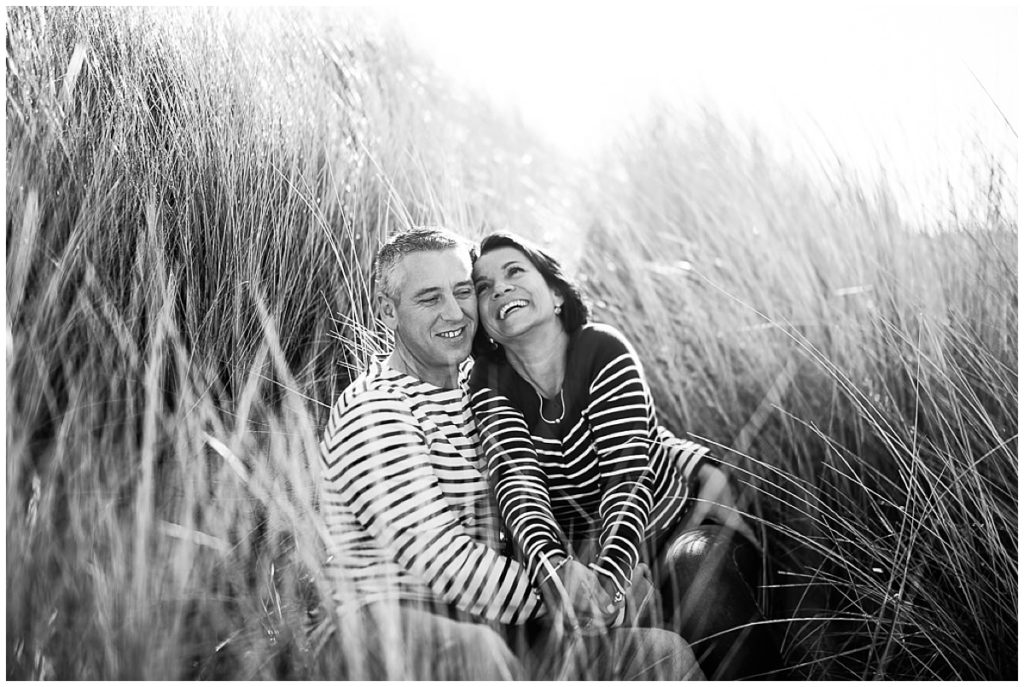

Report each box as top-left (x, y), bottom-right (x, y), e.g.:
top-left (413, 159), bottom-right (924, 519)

top-left (552, 287), bottom-right (565, 311)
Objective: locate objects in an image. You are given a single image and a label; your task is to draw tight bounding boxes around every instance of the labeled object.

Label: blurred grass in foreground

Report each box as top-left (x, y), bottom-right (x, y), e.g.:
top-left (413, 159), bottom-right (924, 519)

top-left (6, 6), bottom-right (1017, 680)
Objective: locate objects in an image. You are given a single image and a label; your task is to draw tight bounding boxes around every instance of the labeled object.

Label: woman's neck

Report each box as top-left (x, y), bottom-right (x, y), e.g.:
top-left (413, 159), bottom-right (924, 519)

top-left (504, 323), bottom-right (569, 399)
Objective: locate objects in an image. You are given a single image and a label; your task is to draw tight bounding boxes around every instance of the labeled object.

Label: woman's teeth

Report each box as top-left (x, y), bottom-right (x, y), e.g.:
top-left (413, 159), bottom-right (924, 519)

top-left (498, 300), bottom-right (528, 320)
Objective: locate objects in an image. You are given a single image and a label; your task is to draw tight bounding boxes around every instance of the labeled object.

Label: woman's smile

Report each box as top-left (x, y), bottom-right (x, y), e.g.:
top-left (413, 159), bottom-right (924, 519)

top-left (473, 246), bottom-right (564, 342)
top-left (497, 299), bottom-right (529, 320)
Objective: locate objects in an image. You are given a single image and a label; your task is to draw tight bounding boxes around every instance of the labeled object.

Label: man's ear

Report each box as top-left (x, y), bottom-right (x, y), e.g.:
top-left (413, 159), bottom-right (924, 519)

top-left (378, 293), bottom-right (398, 331)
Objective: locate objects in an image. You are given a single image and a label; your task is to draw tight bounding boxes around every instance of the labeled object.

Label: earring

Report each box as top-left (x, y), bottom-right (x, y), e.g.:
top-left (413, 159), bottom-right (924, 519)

top-left (554, 305), bottom-right (562, 315)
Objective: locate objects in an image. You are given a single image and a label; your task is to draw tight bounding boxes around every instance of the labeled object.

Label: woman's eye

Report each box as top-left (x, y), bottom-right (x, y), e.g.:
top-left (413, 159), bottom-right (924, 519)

top-left (475, 283), bottom-right (490, 295)
top-left (508, 265), bottom-right (523, 276)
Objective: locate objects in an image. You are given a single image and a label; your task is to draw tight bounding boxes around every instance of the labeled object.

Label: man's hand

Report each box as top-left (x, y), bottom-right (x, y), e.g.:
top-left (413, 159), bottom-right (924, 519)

top-left (538, 557), bottom-right (615, 635)
top-left (685, 464), bottom-right (759, 548)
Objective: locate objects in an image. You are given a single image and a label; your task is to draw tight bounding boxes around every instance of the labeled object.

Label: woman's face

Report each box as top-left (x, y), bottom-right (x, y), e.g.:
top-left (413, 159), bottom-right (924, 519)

top-left (473, 246), bottom-right (564, 344)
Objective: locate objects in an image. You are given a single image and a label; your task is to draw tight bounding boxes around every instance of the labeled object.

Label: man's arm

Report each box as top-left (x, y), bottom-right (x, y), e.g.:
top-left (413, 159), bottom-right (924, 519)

top-left (321, 389), bottom-right (542, 624)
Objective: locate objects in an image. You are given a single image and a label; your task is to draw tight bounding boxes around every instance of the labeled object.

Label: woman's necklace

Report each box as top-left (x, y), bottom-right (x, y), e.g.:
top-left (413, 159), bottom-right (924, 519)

top-left (536, 387), bottom-right (565, 424)
top-left (511, 339), bottom-right (567, 424)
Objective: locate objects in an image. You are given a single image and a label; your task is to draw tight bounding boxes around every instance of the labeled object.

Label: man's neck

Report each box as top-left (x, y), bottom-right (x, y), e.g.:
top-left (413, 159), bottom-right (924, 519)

top-left (504, 323), bottom-right (569, 398)
top-left (387, 349), bottom-right (461, 389)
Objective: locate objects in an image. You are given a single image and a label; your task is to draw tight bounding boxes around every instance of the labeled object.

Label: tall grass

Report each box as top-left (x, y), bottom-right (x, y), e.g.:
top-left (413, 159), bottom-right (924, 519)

top-left (577, 110), bottom-right (1017, 678)
top-left (6, 6), bottom-right (561, 679)
top-left (6, 6), bottom-right (1017, 680)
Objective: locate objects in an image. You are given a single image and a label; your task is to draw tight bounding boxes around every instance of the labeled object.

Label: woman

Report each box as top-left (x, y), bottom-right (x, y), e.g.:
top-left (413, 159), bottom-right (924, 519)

top-left (468, 232), bottom-right (785, 680)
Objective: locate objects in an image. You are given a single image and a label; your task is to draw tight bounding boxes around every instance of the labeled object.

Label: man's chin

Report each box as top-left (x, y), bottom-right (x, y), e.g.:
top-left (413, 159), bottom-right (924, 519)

top-left (440, 345), bottom-right (472, 366)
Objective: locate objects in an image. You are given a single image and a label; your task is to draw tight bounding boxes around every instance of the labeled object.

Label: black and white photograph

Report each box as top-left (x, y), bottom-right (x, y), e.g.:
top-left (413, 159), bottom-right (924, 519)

top-left (5, 3), bottom-right (1018, 681)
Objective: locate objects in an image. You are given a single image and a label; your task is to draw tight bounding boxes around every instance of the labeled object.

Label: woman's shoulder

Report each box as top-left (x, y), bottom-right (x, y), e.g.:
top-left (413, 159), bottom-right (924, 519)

top-left (574, 322), bottom-right (636, 357)
top-left (567, 323), bottom-right (644, 389)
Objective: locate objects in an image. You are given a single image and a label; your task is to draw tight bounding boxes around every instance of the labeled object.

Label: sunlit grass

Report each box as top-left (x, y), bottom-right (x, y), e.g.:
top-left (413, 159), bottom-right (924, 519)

top-left (5, 6), bottom-right (560, 679)
top-left (578, 109), bottom-right (1017, 679)
top-left (6, 5), bottom-right (1017, 680)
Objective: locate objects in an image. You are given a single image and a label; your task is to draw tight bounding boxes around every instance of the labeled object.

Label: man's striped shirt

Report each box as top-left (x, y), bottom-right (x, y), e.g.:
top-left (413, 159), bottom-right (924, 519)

top-left (468, 323), bottom-right (710, 594)
top-left (319, 358), bottom-right (542, 624)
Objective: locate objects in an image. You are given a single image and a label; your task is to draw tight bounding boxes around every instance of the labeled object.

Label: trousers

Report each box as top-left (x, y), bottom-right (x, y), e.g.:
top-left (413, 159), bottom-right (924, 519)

top-left (346, 601), bottom-right (524, 680)
top-left (507, 617), bottom-right (705, 680)
top-left (350, 597), bottom-right (705, 680)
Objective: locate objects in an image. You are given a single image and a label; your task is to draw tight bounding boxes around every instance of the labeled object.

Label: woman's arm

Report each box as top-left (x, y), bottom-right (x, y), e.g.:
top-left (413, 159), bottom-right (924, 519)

top-left (656, 426), bottom-right (759, 546)
top-left (470, 387), bottom-right (619, 627)
top-left (686, 462), bottom-right (759, 546)
top-left (586, 348), bottom-right (656, 597)
top-left (469, 387), bottom-right (570, 584)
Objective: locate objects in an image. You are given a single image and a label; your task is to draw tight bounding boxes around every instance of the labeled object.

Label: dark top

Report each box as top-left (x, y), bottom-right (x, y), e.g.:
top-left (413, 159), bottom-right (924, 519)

top-left (468, 323), bottom-right (710, 593)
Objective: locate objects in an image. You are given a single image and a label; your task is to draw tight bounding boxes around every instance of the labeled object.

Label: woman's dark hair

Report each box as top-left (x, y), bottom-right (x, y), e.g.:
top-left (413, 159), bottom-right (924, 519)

top-left (471, 232), bottom-right (590, 361)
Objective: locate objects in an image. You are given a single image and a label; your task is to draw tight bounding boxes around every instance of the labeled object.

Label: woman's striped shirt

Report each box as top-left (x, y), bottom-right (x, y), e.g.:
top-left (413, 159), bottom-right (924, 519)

top-left (468, 323), bottom-right (711, 594)
top-left (319, 358), bottom-right (542, 625)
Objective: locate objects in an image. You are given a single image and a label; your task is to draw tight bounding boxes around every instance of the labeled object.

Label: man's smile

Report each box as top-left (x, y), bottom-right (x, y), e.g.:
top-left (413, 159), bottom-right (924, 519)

top-left (436, 326), bottom-right (467, 339)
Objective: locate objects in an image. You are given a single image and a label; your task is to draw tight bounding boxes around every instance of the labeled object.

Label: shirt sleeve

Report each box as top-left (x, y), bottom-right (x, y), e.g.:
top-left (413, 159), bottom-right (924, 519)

top-left (320, 388), bottom-right (543, 624)
top-left (655, 425), bottom-right (716, 486)
top-left (469, 386), bottom-right (570, 585)
top-left (586, 342), bottom-right (656, 595)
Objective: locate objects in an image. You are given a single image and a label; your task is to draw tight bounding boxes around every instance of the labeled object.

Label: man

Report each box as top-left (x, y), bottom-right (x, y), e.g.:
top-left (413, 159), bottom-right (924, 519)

top-left (318, 227), bottom-right (699, 680)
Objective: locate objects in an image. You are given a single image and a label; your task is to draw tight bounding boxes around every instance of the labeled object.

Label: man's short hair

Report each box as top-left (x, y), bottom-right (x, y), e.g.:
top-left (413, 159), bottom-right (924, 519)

top-left (373, 226), bottom-right (474, 301)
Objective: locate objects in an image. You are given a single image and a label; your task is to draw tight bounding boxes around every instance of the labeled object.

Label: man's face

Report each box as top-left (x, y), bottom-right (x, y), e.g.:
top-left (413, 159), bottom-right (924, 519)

top-left (379, 248), bottom-right (478, 382)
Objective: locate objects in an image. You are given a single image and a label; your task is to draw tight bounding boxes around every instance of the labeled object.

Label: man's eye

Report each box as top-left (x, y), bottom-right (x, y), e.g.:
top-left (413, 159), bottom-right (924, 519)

top-left (455, 287), bottom-right (475, 299)
top-left (420, 296), bottom-right (440, 305)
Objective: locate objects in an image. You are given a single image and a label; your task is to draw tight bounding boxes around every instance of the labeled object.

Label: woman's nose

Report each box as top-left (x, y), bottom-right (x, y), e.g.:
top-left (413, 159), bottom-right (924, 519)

top-left (491, 281), bottom-right (512, 297)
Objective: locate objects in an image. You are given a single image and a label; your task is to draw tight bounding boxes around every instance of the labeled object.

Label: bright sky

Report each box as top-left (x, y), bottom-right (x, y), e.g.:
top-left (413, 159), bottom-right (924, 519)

top-left (381, 1), bottom-right (1019, 219)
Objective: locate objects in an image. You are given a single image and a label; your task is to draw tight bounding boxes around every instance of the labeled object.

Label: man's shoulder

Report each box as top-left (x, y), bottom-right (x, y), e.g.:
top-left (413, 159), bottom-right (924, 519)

top-left (321, 362), bottom-right (424, 455)
top-left (332, 358), bottom-right (473, 416)
top-left (332, 361), bottom-right (414, 416)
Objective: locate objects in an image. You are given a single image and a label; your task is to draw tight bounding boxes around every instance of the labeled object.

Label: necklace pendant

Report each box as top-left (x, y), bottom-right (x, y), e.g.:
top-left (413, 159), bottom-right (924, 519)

top-left (537, 388), bottom-right (566, 424)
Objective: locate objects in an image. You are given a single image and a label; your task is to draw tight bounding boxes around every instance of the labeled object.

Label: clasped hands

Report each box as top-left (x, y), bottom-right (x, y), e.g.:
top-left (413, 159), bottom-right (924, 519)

top-left (539, 556), bottom-right (653, 637)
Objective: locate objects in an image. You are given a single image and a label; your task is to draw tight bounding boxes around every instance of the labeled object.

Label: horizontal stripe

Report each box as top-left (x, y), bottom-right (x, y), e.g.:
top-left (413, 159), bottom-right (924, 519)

top-left (320, 358), bottom-right (541, 624)
top-left (469, 324), bottom-right (713, 593)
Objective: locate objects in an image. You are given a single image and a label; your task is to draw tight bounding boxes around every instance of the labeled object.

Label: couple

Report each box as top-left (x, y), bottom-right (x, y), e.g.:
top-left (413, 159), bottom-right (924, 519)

top-left (318, 227), bottom-right (784, 680)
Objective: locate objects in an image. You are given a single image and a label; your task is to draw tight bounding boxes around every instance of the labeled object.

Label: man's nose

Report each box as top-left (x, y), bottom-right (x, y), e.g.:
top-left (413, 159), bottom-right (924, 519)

top-left (440, 293), bottom-right (464, 320)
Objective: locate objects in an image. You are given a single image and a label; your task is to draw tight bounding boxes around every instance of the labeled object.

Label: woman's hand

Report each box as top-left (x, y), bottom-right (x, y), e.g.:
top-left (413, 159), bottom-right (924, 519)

top-left (538, 557), bottom-right (615, 634)
top-left (686, 464), bottom-right (760, 548)
top-left (560, 559), bottom-right (616, 631)
top-left (595, 564), bottom-right (655, 627)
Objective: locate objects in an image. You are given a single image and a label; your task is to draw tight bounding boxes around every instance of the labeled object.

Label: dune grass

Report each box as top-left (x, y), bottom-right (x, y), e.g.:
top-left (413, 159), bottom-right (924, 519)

top-left (577, 112), bottom-right (1017, 678)
top-left (6, 6), bottom-right (1017, 680)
